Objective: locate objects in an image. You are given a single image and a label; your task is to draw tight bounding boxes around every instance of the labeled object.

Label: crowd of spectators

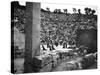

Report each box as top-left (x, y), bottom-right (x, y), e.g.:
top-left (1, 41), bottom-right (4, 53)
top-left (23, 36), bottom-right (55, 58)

top-left (12, 2), bottom-right (97, 58)
top-left (12, 3), bottom-right (97, 73)
top-left (40, 9), bottom-right (97, 46)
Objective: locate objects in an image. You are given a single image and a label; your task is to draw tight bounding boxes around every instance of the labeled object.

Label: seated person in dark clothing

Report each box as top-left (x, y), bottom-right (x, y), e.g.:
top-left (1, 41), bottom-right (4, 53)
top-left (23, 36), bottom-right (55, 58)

top-left (54, 41), bottom-right (58, 47)
top-left (59, 40), bottom-right (63, 45)
top-left (49, 45), bottom-right (52, 51)
top-left (47, 43), bottom-right (50, 48)
top-left (42, 45), bottom-right (46, 51)
top-left (51, 44), bottom-right (55, 50)
top-left (63, 41), bottom-right (67, 48)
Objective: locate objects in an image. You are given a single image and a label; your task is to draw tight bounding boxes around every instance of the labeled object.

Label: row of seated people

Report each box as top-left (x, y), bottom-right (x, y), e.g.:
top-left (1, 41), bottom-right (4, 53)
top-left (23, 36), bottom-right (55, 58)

top-left (40, 41), bottom-right (76, 52)
top-left (40, 41), bottom-right (94, 57)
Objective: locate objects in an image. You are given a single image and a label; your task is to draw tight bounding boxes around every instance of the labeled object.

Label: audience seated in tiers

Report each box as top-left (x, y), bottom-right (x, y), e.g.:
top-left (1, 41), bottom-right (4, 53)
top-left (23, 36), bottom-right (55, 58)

top-left (13, 6), bottom-right (97, 58)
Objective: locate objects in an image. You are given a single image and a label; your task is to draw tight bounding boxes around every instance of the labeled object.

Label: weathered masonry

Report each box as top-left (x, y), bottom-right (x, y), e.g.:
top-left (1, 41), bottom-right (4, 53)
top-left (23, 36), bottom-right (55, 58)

top-left (24, 2), bottom-right (41, 73)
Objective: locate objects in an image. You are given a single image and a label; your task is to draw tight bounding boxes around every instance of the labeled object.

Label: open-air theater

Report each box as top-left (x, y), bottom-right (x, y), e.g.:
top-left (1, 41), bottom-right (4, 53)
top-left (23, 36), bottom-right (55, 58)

top-left (11, 2), bottom-right (97, 73)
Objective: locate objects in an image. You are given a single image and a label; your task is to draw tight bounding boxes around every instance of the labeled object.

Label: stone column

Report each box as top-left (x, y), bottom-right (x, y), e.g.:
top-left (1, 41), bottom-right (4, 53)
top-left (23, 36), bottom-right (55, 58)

top-left (24, 2), bottom-right (40, 73)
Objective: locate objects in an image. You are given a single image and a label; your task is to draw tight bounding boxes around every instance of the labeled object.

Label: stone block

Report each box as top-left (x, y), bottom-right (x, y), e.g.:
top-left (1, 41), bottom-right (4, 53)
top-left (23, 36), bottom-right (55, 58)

top-left (40, 62), bottom-right (52, 72)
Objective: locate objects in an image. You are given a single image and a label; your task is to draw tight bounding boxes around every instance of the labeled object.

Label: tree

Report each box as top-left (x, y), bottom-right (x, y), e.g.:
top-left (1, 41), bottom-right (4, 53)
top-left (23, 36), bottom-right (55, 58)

top-left (91, 9), bottom-right (96, 15)
top-left (63, 9), bottom-right (68, 14)
top-left (84, 7), bottom-right (88, 15)
top-left (54, 9), bottom-right (58, 13)
top-left (58, 9), bottom-right (61, 13)
top-left (78, 9), bottom-right (81, 14)
top-left (46, 7), bottom-right (50, 12)
top-left (84, 7), bottom-right (92, 15)
top-left (73, 8), bottom-right (77, 13)
top-left (88, 8), bottom-right (92, 15)
top-left (41, 8), bottom-right (46, 12)
top-left (53, 9), bottom-right (62, 14)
